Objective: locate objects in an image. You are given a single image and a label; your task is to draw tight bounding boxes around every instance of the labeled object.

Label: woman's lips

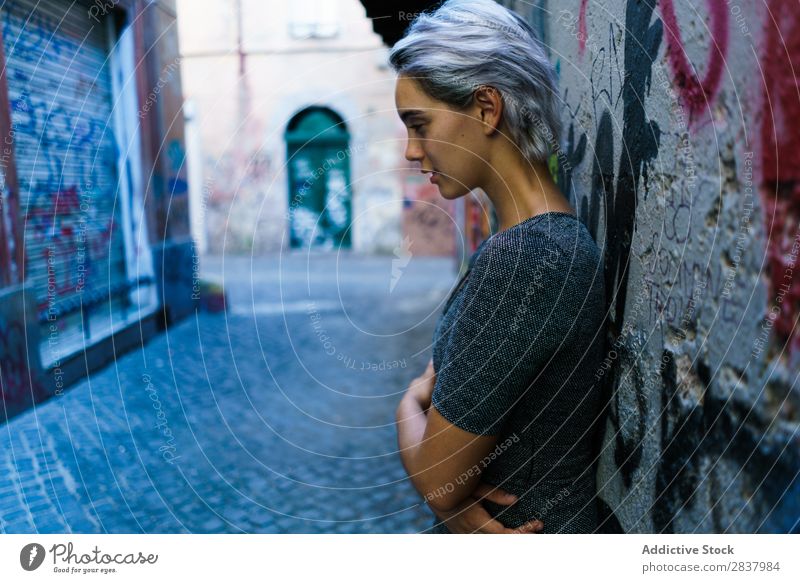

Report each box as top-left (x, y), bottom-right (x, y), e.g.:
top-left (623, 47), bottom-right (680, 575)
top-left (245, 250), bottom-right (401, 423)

top-left (430, 171), bottom-right (439, 184)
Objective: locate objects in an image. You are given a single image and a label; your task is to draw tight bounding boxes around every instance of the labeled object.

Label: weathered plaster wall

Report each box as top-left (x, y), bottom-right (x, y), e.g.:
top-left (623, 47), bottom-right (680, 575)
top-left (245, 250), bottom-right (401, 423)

top-left (502, 0), bottom-right (799, 533)
top-left (178, 0), bottom-right (413, 255)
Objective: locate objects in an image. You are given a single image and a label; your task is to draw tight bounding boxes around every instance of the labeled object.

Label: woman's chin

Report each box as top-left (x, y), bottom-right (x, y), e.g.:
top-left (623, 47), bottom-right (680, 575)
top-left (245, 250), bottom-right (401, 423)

top-left (439, 185), bottom-right (468, 200)
top-left (439, 186), bottom-right (469, 200)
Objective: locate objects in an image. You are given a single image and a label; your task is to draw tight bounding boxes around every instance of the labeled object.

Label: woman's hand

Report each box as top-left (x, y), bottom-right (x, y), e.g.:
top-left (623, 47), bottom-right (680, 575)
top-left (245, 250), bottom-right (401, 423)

top-left (405, 362), bottom-right (544, 533)
top-left (405, 359), bottom-right (436, 412)
top-left (429, 482), bottom-right (544, 534)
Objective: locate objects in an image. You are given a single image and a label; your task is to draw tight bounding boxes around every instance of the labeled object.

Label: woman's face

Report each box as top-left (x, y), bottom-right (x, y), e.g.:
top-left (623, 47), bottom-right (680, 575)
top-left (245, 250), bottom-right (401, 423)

top-left (394, 74), bottom-right (489, 199)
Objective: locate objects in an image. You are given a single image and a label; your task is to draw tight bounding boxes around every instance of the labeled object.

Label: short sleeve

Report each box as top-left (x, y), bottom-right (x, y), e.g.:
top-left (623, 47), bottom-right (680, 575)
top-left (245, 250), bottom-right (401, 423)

top-left (431, 232), bottom-right (570, 436)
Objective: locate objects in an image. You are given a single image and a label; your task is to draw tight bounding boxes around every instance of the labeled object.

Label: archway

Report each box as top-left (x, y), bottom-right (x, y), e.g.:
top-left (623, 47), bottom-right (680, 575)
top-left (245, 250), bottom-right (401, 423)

top-left (285, 107), bottom-right (352, 249)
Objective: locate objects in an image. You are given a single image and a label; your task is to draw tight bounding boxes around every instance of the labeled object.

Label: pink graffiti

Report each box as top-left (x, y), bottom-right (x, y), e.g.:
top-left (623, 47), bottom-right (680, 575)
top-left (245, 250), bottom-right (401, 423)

top-left (660, 0), bottom-right (729, 126)
top-left (24, 185), bottom-right (116, 309)
top-left (760, 0), bottom-right (800, 357)
top-left (578, 0), bottom-right (589, 57)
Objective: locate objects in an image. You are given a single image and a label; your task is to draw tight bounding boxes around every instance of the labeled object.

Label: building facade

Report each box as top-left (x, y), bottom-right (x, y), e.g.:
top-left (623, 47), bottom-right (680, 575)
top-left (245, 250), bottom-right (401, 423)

top-left (178, 0), bottom-right (457, 256)
top-left (0, 0), bottom-right (194, 421)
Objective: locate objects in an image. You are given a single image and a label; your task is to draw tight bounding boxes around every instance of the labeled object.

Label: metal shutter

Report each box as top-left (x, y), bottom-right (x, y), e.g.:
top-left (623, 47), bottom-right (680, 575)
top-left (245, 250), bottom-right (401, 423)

top-left (2, 0), bottom-right (127, 326)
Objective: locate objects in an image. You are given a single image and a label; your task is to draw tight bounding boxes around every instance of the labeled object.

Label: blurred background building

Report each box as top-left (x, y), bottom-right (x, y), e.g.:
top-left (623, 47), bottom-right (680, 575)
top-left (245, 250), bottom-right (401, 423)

top-left (178, 0), bottom-right (465, 256)
top-left (0, 0), bottom-right (194, 418)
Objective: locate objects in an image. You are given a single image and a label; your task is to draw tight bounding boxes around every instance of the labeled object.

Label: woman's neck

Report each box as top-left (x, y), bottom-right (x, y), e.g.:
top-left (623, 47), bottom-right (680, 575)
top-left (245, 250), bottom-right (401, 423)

top-left (481, 157), bottom-right (574, 233)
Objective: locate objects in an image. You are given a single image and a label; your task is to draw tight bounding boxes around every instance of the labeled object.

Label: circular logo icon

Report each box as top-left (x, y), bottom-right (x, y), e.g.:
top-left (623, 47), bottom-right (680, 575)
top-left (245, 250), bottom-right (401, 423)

top-left (20, 543), bottom-right (46, 571)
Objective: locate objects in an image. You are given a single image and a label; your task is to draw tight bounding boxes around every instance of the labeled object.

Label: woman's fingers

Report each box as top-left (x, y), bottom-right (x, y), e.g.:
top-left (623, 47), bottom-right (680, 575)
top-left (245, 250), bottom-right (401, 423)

top-left (472, 482), bottom-right (518, 505)
top-left (457, 500), bottom-right (508, 534)
top-left (507, 520), bottom-right (545, 534)
top-left (474, 517), bottom-right (515, 534)
top-left (431, 495), bottom-right (544, 534)
top-left (425, 359), bottom-right (435, 379)
top-left (432, 497), bottom-right (498, 534)
top-left (465, 508), bottom-right (542, 534)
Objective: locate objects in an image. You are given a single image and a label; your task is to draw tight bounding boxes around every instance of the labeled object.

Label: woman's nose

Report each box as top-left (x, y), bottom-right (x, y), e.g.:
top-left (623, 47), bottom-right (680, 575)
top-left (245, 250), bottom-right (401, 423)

top-left (404, 139), bottom-right (424, 163)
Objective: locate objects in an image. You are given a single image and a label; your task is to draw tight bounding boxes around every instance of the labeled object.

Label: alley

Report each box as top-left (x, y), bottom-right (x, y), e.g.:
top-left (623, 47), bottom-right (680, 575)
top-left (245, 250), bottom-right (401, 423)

top-left (0, 253), bottom-right (459, 533)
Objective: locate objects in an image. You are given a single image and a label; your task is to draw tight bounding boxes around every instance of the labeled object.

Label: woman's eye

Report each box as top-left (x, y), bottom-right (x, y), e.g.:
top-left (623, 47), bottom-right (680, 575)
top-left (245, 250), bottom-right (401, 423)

top-left (411, 124), bottom-right (424, 133)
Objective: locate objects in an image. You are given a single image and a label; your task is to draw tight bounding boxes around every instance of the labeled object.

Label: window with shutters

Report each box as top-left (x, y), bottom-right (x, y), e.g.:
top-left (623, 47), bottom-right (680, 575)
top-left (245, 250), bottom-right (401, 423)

top-left (289, 0), bottom-right (340, 39)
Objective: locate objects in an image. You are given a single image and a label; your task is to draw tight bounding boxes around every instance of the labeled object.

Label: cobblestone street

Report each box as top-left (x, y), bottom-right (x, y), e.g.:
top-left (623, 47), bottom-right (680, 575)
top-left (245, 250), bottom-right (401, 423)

top-left (0, 253), bottom-right (459, 533)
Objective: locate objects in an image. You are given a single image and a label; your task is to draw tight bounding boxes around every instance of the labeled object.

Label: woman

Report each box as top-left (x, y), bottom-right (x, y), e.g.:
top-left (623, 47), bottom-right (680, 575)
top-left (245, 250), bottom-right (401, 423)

top-left (391, 0), bottom-right (607, 534)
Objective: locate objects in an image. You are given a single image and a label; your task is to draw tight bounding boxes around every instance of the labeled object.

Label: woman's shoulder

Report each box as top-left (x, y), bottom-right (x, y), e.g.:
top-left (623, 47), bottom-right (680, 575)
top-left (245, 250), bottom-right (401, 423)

top-left (473, 214), bottom-right (578, 258)
top-left (465, 214), bottom-right (603, 302)
top-left (483, 214), bottom-right (601, 269)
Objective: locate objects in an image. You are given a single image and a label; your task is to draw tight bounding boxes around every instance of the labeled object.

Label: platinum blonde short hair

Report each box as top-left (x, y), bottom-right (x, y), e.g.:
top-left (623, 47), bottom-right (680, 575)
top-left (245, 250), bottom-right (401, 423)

top-left (389, 0), bottom-right (561, 164)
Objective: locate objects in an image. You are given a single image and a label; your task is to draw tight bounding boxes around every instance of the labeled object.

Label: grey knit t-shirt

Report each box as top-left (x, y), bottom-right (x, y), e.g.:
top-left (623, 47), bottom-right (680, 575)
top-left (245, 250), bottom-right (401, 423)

top-left (428, 212), bottom-right (606, 534)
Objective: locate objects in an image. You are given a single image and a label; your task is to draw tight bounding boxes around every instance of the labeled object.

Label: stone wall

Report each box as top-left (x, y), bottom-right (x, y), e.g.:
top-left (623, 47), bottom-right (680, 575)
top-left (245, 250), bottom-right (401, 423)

top-left (501, 0), bottom-right (799, 533)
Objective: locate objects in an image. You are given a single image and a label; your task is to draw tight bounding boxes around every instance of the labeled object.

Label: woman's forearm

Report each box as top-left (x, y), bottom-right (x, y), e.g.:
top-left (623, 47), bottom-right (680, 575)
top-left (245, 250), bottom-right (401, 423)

top-left (395, 394), bottom-right (429, 497)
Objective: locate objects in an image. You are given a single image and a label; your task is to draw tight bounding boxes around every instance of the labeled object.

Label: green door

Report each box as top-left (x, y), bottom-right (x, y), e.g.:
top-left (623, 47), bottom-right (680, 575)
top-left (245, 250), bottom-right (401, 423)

top-left (286, 108), bottom-right (352, 249)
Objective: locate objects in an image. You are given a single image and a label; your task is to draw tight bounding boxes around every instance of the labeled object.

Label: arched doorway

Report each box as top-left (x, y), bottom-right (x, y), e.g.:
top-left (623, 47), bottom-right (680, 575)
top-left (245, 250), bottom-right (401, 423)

top-left (285, 107), bottom-right (352, 249)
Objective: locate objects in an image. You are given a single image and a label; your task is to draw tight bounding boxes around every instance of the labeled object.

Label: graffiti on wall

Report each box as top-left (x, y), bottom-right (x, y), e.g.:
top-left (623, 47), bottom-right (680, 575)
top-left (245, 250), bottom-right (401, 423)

top-left (759, 0), bottom-right (800, 357)
top-left (558, 0), bottom-right (800, 532)
top-left (0, 311), bottom-right (48, 418)
top-left (562, 0), bottom-right (663, 336)
top-left (659, 0), bottom-right (729, 127)
top-left (3, 0), bottom-right (126, 313)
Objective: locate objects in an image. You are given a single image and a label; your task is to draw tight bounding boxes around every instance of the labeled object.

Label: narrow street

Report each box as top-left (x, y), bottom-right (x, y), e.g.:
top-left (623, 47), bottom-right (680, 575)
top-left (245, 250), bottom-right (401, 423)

top-left (0, 253), bottom-right (459, 533)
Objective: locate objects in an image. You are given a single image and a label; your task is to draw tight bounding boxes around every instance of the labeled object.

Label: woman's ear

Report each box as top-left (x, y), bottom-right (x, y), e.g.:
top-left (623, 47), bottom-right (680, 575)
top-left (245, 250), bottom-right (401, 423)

top-left (472, 85), bottom-right (503, 135)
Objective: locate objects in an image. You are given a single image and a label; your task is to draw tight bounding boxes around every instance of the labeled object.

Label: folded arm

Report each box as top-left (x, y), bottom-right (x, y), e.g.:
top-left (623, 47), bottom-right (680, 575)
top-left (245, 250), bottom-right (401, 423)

top-left (395, 362), bottom-right (499, 512)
